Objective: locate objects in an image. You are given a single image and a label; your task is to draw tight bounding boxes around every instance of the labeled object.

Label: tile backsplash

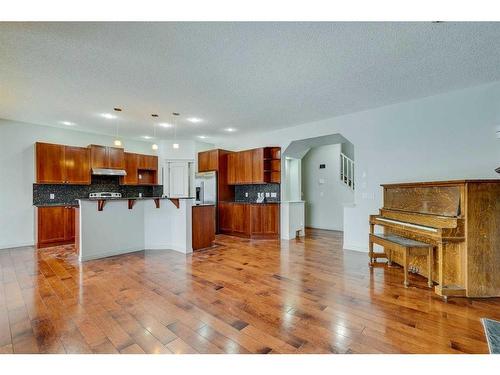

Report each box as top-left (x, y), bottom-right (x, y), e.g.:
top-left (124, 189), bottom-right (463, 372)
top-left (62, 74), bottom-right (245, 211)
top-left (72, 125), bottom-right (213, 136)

top-left (33, 175), bottom-right (163, 205)
top-left (234, 184), bottom-right (280, 203)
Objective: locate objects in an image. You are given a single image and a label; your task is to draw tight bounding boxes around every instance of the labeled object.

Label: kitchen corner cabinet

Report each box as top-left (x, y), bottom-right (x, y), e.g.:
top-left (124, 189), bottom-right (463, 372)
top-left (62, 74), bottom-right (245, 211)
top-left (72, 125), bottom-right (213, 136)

top-left (89, 145), bottom-right (125, 170)
top-left (36, 206), bottom-right (75, 248)
top-left (227, 147), bottom-right (281, 185)
top-left (36, 142), bottom-right (91, 184)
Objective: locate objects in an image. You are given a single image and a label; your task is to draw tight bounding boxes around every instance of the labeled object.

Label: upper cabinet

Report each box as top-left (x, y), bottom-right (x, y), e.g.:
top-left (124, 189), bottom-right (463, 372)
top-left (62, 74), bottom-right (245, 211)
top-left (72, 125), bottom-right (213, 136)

top-left (89, 145), bottom-right (125, 170)
top-left (36, 142), bottom-right (90, 184)
top-left (198, 150), bottom-right (219, 172)
top-left (121, 152), bottom-right (158, 185)
top-left (227, 147), bottom-right (281, 185)
top-left (121, 152), bottom-right (139, 185)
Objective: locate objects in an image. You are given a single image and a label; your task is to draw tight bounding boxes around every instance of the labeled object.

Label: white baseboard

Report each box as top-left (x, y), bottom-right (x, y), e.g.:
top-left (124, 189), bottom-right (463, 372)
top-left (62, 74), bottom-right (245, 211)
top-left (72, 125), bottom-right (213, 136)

top-left (0, 241), bottom-right (35, 250)
top-left (343, 243), bottom-right (368, 253)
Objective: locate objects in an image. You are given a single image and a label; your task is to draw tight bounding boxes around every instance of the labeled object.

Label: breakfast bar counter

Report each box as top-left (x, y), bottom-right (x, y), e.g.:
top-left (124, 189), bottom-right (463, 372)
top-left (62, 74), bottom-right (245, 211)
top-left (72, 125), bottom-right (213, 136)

top-left (76, 197), bottom-right (195, 261)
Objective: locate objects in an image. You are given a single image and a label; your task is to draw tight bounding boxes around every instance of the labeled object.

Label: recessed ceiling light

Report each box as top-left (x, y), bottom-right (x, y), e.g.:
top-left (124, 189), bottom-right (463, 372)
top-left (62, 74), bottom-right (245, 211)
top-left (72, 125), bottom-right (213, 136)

top-left (198, 135), bottom-right (207, 139)
top-left (101, 113), bottom-right (117, 119)
top-left (173, 143), bottom-right (180, 149)
top-left (224, 127), bottom-right (237, 132)
top-left (142, 135), bottom-right (152, 140)
top-left (159, 122), bottom-right (172, 128)
top-left (187, 117), bottom-right (202, 123)
top-left (60, 121), bottom-right (75, 126)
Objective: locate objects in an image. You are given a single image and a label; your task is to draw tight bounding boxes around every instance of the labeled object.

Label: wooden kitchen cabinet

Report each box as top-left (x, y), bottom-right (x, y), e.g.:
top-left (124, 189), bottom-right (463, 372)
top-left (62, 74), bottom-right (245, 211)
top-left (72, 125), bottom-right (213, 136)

top-left (89, 144), bottom-right (125, 169)
top-left (218, 202), bottom-right (278, 238)
top-left (137, 154), bottom-right (158, 170)
top-left (121, 152), bottom-right (139, 185)
top-left (36, 142), bottom-right (90, 184)
top-left (227, 153), bottom-right (238, 185)
top-left (36, 206), bottom-right (75, 248)
top-left (232, 203), bottom-right (251, 236)
top-left (64, 146), bottom-right (91, 184)
top-left (250, 204), bottom-right (280, 238)
top-left (226, 147), bottom-right (281, 185)
top-left (192, 205), bottom-right (216, 250)
top-left (198, 150), bottom-right (219, 172)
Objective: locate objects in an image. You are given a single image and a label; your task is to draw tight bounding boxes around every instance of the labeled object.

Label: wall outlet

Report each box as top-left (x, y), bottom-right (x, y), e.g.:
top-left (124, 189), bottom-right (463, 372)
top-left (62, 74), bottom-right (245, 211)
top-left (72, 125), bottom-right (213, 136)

top-left (270, 192), bottom-right (277, 198)
top-left (49, 193), bottom-right (55, 200)
top-left (138, 174), bottom-right (142, 180)
top-left (265, 192), bottom-right (270, 198)
top-left (245, 192), bottom-right (249, 197)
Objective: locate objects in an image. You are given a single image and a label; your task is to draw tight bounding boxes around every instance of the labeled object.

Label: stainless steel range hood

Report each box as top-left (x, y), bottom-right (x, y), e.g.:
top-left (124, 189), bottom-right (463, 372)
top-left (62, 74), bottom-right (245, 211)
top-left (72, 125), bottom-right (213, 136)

top-left (92, 168), bottom-right (127, 176)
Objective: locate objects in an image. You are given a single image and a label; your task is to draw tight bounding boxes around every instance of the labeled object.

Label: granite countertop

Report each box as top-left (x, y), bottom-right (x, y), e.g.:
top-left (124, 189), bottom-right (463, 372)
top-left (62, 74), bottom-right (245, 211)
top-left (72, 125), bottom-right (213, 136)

top-left (79, 196), bottom-right (195, 201)
top-left (34, 202), bottom-right (79, 207)
top-left (221, 201), bottom-right (281, 205)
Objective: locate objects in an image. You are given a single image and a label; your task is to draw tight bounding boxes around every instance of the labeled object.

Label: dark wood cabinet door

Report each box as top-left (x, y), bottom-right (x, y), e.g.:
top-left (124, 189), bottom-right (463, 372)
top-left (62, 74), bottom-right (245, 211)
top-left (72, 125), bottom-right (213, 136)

top-left (218, 203), bottom-right (233, 232)
top-left (64, 207), bottom-right (76, 242)
top-left (121, 152), bottom-right (138, 185)
top-left (192, 205), bottom-right (215, 250)
top-left (207, 150), bottom-right (218, 171)
top-left (232, 203), bottom-right (251, 235)
top-left (90, 145), bottom-right (108, 169)
top-left (108, 146), bottom-right (125, 169)
top-left (198, 151), bottom-right (209, 172)
top-left (250, 204), bottom-right (279, 236)
top-left (64, 146), bottom-right (90, 184)
top-left (36, 142), bottom-right (65, 183)
top-left (240, 150), bottom-right (253, 184)
top-left (138, 154), bottom-right (157, 170)
top-left (227, 153), bottom-right (237, 184)
top-left (252, 148), bottom-right (265, 183)
top-left (37, 206), bottom-right (66, 245)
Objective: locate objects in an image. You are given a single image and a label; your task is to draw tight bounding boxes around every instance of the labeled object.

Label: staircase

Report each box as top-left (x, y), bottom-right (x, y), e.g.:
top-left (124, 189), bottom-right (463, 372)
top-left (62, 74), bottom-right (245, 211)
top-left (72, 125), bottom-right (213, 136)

top-left (340, 152), bottom-right (354, 190)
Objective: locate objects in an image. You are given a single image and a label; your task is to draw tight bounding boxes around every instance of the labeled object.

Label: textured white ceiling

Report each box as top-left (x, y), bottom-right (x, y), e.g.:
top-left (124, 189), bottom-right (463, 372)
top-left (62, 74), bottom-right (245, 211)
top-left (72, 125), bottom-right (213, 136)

top-left (1, 22), bottom-right (500, 143)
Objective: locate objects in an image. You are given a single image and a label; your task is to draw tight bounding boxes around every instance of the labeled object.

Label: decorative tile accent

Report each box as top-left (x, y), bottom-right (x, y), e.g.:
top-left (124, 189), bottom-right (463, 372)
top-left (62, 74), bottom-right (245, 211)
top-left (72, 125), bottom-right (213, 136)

top-left (33, 175), bottom-right (163, 206)
top-left (234, 184), bottom-right (280, 203)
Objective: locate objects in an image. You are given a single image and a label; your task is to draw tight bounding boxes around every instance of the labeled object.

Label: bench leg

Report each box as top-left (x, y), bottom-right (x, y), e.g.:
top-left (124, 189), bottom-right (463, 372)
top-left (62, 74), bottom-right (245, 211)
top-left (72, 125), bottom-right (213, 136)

top-left (427, 247), bottom-right (433, 288)
top-left (403, 248), bottom-right (409, 288)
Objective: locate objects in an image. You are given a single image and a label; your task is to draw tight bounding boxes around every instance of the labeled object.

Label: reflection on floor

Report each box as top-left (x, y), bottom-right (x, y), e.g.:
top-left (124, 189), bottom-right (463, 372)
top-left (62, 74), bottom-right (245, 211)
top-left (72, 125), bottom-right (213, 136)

top-left (0, 228), bottom-right (498, 353)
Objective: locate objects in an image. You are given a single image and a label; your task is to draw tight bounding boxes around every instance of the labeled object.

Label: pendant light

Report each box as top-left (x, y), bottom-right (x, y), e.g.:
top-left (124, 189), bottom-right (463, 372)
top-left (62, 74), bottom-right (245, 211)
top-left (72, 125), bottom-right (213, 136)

top-left (113, 107), bottom-right (122, 147)
top-left (151, 114), bottom-right (158, 151)
top-left (172, 112), bottom-right (180, 149)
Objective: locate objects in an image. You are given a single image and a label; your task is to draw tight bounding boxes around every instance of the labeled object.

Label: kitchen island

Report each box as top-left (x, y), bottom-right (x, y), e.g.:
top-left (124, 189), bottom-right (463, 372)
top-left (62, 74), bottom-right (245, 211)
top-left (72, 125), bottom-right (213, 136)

top-left (77, 196), bottom-right (195, 261)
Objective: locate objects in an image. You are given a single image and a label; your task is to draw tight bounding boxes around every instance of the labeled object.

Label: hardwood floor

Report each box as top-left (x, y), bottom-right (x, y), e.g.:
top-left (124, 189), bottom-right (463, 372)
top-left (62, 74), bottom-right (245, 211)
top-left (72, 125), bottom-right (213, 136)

top-left (0, 228), bottom-right (498, 354)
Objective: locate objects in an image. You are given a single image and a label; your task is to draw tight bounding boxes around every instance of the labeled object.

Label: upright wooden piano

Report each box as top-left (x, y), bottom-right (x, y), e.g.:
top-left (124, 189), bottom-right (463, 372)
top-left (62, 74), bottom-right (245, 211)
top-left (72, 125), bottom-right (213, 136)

top-left (369, 180), bottom-right (500, 299)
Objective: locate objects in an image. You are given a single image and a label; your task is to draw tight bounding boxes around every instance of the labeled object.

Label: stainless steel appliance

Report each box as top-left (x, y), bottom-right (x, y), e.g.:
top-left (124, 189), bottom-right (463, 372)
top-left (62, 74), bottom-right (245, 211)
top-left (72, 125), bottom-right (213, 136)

top-left (91, 168), bottom-right (127, 176)
top-left (89, 192), bottom-right (122, 199)
top-left (194, 171), bottom-right (217, 205)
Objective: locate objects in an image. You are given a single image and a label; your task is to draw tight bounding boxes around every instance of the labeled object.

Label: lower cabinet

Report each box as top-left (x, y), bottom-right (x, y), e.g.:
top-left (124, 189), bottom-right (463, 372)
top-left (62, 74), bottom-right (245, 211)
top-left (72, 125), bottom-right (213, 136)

top-left (36, 206), bottom-right (76, 248)
top-left (218, 202), bottom-right (279, 239)
top-left (192, 205), bottom-right (215, 250)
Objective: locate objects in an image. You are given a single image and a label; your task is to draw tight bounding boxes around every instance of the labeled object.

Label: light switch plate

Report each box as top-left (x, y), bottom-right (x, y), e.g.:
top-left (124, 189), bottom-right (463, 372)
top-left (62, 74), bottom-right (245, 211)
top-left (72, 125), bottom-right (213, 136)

top-left (50, 193), bottom-right (55, 200)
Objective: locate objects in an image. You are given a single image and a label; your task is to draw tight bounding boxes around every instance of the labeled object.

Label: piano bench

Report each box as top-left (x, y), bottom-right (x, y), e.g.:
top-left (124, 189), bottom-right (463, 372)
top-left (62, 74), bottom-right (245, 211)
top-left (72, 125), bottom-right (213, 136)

top-left (369, 233), bottom-right (434, 288)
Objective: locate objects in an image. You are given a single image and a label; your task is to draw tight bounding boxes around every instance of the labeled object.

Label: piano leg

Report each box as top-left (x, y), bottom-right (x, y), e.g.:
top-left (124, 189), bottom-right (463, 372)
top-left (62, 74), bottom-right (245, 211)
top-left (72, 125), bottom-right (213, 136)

top-left (428, 247), bottom-right (434, 288)
top-left (403, 248), bottom-right (409, 288)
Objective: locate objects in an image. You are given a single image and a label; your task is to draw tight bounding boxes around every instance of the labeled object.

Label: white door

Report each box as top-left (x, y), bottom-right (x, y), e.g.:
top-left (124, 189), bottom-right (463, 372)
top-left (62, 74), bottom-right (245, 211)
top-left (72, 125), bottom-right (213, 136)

top-left (168, 162), bottom-right (189, 197)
